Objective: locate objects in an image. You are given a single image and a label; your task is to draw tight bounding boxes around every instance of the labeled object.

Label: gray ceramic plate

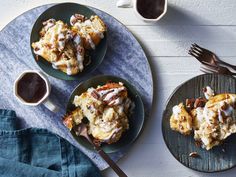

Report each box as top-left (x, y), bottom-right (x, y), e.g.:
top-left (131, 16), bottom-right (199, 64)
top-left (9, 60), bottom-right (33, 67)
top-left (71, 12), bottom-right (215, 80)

top-left (162, 74), bottom-right (236, 172)
top-left (30, 3), bottom-right (107, 80)
top-left (66, 75), bottom-right (145, 153)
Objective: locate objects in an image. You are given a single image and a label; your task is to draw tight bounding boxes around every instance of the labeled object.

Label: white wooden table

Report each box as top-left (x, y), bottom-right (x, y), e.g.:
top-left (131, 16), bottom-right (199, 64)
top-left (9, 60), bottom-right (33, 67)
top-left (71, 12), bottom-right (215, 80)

top-left (1, 1), bottom-right (236, 176)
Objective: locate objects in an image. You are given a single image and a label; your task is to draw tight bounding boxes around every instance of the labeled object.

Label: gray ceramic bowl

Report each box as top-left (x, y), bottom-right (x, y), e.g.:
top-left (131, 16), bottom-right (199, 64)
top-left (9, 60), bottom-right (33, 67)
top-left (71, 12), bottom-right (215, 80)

top-left (30, 3), bottom-right (107, 80)
top-left (66, 75), bottom-right (145, 153)
top-left (162, 73), bottom-right (236, 172)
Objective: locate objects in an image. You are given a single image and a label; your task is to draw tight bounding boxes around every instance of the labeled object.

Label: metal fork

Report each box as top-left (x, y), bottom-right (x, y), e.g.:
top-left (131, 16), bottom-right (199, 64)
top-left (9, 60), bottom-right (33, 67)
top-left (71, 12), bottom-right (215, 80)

top-left (188, 43), bottom-right (236, 70)
top-left (74, 123), bottom-right (128, 177)
top-left (200, 62), bottom-right (236, 76)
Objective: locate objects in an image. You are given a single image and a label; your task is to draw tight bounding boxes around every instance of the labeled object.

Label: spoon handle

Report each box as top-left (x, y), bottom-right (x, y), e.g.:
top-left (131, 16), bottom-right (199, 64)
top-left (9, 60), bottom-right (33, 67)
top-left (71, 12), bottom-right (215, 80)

top-left (95, 147), bottom-right (128, 177)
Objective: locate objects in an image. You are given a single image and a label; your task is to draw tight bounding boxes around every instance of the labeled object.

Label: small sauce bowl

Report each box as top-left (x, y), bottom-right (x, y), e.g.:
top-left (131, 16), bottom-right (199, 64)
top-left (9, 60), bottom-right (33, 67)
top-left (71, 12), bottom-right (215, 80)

top-left (133, 0), bottom-right (167, 22)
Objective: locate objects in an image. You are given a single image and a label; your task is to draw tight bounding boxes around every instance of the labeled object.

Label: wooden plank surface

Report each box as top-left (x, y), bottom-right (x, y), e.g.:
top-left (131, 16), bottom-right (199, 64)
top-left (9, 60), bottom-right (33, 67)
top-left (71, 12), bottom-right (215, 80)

top-left (129, 26), bottom-right (236, 57)
top-left (1, 0), bottom-right (236, 27)
top-left (1, 0), bottom-right (236, 177)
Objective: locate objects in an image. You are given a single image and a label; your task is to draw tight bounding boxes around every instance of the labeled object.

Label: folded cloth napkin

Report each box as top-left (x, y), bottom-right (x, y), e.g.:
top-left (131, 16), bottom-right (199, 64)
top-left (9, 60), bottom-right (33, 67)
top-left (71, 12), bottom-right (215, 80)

top-left (0, 109), bottom-right (102, 177)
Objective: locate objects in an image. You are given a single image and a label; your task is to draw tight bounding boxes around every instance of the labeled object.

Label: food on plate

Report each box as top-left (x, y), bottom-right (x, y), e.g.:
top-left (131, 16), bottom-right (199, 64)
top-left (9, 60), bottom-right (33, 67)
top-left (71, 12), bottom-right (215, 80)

top-left (202, 86), bottom-right (215, 100)
top-left (170, 86), bottom-right (236, 150)
top-left (194, 93), bottom-right (236, 150)
top-left (32, 13), bottom-right (106, 75)
top-left (63, 82), bottom-right (134, 144)
top-left (63, 108), bottom-right (84, 130)
top-left (71, 14), bottom-right (106, 50)
top-left (170, 103), bottom-right (193, 135)
top-left (32, 19), bottom-right (84, 75)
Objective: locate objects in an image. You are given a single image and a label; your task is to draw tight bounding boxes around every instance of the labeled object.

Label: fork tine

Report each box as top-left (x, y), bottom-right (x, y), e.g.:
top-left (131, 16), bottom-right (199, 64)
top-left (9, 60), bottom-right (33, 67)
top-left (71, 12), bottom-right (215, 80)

top-left (200, 67), bottom-right (209, 73)
top-left (191, 46), bottom-right (202, 54)
top-left (189, 47), bottom-right (200, 55)
top-left (200, 68), bottom-right (214, 74)
top-left (193, 43), bottom-right (204, 51)
top-left (189, 49), bottom-right (201, 58)
top-left (200, 64), bottom-right (213, 72)
top-left (188, 51), bottom-right (199, 58)
top-left (200, 64), bottom-right (218, 73)
top-left (200, 63), bottom-right (217, 71)
top-left (191, 44), bottom-right (202, 52)
top-left (193, 43), bottom-right (212, 54)
top-left (193, 43), bottom-right (200, 48)
top-left (191, 46), bottom-right (205, 57)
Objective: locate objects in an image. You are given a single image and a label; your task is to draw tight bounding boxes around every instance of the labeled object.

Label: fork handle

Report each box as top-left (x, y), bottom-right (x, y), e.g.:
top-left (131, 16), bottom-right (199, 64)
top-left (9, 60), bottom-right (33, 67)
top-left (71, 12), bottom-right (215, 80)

top-left (218, 60), bottom-right (236, 71)
top-left (95, 146), bottom-right (128, 177)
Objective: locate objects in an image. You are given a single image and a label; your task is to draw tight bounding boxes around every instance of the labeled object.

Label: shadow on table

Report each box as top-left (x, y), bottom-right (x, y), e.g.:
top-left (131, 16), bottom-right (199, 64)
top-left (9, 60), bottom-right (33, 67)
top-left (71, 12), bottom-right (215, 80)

top-left (150, 5), bottom-right (236, 58)
top-left (157, 5), bottom-right (215, 44)
top-left (158, 4), bottom-right (206, 25)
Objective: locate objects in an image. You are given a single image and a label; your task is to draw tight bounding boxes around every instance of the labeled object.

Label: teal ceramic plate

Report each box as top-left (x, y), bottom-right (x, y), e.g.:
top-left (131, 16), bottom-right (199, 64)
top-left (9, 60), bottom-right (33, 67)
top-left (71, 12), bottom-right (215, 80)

top-left (162, 74), bottom-right (236, 172)
top-left (30, 3), bottom-right (107, 80)
top-left (66, 75), bottom-right (145, 153)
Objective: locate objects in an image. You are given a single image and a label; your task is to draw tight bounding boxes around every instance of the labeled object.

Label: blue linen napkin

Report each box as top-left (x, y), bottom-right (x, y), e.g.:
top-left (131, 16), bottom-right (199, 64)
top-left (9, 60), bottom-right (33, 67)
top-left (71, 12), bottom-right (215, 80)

top-left (0, 109), bottom-right (102, 177)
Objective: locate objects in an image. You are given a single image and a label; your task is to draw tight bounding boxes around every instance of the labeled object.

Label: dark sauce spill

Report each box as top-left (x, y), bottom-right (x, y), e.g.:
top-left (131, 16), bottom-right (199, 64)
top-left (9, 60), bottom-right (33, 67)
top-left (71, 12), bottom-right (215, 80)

top-left (137, 0), bottom-right (165, 19)
top-left (17, 73), bottom-right (47, 103)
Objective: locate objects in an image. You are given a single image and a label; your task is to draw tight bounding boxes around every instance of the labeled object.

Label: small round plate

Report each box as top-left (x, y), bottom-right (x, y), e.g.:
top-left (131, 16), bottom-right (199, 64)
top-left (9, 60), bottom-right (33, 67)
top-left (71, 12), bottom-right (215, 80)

top-left (162, 73), bottom-right (236, 172)
top-left (30, 3), bottom-right (107, 80)
top-left (66, 75), bottom-right (145, 153)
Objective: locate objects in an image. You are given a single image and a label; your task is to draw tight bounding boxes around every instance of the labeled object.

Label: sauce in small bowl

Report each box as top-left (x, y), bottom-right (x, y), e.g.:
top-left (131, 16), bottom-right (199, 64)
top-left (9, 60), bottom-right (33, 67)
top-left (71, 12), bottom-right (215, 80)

top-left (134, 0), bottom-right (167, 22)
top-left (17, 73), bottom-right (47, 103)
top-left (14, 70), bottom-right (58, 112)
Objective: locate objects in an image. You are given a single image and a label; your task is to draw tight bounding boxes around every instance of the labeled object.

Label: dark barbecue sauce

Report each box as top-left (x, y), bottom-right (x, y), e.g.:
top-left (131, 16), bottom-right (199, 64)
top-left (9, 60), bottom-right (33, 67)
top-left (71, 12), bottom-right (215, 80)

top-left (137, 0), bottom-right (165, 19)
top-left (17, 73), bottom-right (47, 103)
